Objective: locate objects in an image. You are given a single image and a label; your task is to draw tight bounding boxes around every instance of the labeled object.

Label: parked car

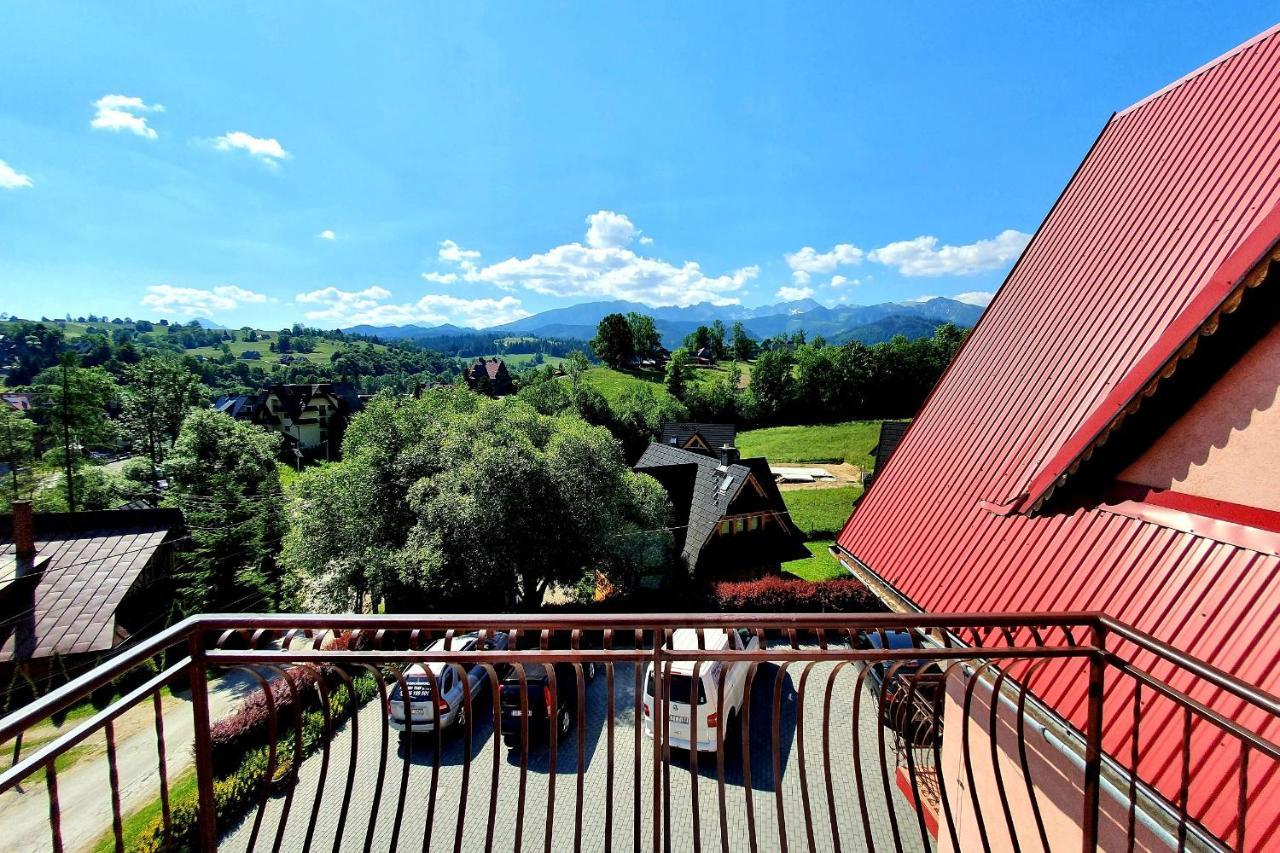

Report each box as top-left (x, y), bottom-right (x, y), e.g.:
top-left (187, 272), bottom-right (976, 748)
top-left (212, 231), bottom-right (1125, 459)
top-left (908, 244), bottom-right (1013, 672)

top-left (498, 660), bottom-right (598, 748)
top-left (864, 629), bottom-right (945, 746)
top-left (641, 627), bottom-right (759, 752)
top-left (388, 632), bottom-right (510, 742)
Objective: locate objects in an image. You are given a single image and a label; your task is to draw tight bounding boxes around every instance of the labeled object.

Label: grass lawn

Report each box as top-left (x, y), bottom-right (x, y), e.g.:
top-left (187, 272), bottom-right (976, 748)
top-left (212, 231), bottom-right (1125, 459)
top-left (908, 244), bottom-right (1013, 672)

top-left (780, 485), bottom-right (862, 538)
top-left (580, 364), bottom-right (739, 406)
top-left (738, 420), bottom-right (886, 470)
top-left (92, 765), bottom-right (198, 853)
top-left (186, 334), bottom-right (371, 366)
top-left (783, 540), bottom-right (849, 582)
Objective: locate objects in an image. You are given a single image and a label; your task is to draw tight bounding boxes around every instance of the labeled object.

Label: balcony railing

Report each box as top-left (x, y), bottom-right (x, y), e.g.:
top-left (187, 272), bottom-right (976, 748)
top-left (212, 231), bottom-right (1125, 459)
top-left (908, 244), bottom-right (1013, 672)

top-left (1, 613), bottom-right (1277, 852)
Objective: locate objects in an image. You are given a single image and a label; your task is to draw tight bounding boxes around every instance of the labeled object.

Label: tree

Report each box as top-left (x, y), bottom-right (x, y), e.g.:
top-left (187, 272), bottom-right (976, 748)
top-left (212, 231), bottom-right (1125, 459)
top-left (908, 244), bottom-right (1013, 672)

top-left (120, 356), bottom-right (206, 487)
top-left (731, 322), bottom-right (757, 361)
top-left (664, 347), bottom-right (690, 399)
top-left (709, 320), bottom-right (727, 361)
top-left (0, 408), bottom-right (37, 507)
top-left (626, 313), bottom-right (661, 359)
top-left (1, 321), bottom-right (65, 385)
top-left (565, 350), bottom-right (590, 392)
top-left (683, 325), bottom-right (712, 353)
top-left (747, 348), bottom-right (795, 423)
top-left (33, 354), bottom-right (119, 511)
top-left (163, 409), bottom-right (286, 612)
top-left (283, 390), bottom-right (671, 611)
top-left (591, 313), bottom-right (634, 368)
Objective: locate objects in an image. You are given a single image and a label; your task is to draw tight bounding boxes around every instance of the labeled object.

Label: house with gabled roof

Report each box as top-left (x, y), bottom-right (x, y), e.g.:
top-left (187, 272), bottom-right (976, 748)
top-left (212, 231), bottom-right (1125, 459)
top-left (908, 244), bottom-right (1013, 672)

top-left (214, 382), bottom-right (362, 460)
top-left (835, 24), bottom-right (1280, 847)
top-left (658, 423), bottom-right (736, 457)
top-left (635, 442), bottom-right (808, 579)
top-left (1, 502), bottom-right (182, 677)
top-left (465, 357), bottom-right (513, 397)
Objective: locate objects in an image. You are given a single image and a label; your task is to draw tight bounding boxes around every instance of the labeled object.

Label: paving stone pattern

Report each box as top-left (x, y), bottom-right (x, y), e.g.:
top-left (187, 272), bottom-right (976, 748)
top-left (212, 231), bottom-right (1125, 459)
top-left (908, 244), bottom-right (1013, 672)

top-left (221, 655), bottom-right (930, 852)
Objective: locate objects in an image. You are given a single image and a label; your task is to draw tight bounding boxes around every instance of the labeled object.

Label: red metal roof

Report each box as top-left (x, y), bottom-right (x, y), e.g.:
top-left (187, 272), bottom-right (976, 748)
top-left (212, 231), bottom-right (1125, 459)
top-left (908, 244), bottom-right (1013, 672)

top-left (837, 25), bottom-right (1280, 843)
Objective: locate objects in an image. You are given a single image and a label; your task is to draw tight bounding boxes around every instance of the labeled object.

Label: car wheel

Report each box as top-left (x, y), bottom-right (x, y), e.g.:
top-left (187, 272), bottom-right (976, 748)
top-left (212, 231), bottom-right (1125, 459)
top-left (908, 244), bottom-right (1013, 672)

top-left (502, 732), bottom-right (520, 749)
top-left (557, 706), bottom-right (572, 737)
top-left (585, 662), bottom-right (596, 680)
top-left (454, 704), bottom-right (467, 732)
top-left (398, 732), bottom-right (409, 747)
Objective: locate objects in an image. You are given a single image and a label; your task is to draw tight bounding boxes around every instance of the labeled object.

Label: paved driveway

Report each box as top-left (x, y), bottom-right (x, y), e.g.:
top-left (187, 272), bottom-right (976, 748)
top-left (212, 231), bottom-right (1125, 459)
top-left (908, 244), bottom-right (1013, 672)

top-left (222, 656), bottom-right (929, 852)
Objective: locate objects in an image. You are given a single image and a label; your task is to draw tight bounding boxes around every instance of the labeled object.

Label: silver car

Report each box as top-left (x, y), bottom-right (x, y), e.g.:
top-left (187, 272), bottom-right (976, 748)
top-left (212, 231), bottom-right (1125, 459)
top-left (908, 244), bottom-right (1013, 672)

top-left (388, 632), bottom-right (509, 742)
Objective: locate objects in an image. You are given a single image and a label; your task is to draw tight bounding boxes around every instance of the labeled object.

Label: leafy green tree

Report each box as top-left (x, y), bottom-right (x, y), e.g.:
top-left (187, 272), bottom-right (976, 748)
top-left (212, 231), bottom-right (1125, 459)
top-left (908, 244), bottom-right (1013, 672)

top-left (1, 321), bottom-right (65, 386)
top-left (120, 356), bottom-right (206, 485)
top-left (0, 408), bottom-right (37, 507)
top-left (591, 313), bottom-right (634, 368)
top-left (283, 390), bottom-right (671, 611)
top-left (163, 409), bottom-right (286, 612)
top-left (683, 325), bottom-right (712, 353)
top-left (731, 322), bottom-right (757, 361)
top-left (664, 347), bottom-right (690, 399)
top-left (33, 354), bottom-right (119, 511)
top-left (565, 349), bottom-right (590, 392)
top-left (626, 313), bottom-right (661, 359)
top-left (747, 348), bottom-right (795, 423)
top-left (709, 320), bottom-right (727, 361)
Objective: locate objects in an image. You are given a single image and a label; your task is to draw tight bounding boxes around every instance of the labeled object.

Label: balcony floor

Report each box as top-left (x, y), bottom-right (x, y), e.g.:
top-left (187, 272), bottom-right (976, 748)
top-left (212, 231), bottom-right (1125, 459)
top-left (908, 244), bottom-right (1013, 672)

top-left (220, 657), bottom-right (928, 852)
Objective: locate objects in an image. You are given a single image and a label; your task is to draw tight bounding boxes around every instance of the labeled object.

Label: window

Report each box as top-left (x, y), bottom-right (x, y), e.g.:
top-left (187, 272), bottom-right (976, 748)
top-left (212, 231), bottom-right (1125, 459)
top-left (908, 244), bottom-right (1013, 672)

top-left (735, 517), bottom-right (746, 533)
top-left (719, 520), bottom-right (731, 535)
top-left (748, 515), bottom-right (760, 531)
top-left (736, 628), bottom-right (753, 648)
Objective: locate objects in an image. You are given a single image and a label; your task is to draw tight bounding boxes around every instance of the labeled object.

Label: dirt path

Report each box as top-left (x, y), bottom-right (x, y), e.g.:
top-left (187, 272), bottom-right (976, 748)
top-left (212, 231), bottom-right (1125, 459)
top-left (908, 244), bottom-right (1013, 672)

top-left (0, 671), bottom-right (264, 853)
top-left (773, 462), bottom-right (863, 491)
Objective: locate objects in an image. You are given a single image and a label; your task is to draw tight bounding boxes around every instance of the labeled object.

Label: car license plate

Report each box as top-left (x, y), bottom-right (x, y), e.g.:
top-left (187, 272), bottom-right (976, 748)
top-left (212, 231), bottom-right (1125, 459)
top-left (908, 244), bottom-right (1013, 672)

top-left (507, 710), bottom-right (528, 716)
top-left (670, 714), bottom-right (689, 725)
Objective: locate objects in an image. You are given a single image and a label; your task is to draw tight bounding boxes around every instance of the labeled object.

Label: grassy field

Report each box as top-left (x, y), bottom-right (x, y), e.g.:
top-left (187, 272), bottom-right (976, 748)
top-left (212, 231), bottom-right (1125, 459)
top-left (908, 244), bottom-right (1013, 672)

top-left (185, 334), bottom-right (365, 366)
top-left (782, 540), bottom-right (847, 582)
top-left (778, 484), bottom-right (862, 582)
top-left (780, 485), bottom-right (861, 538)
top-left (580, 363), bottom-right (740, 406)
top-left (738, 420), bottom-right (886, 470)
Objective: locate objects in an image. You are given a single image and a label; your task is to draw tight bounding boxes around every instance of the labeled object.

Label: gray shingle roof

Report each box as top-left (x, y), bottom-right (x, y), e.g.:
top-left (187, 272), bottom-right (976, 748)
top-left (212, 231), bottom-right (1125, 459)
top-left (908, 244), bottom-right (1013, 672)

top-left (658, 423), bottom-right (736, 455)
top-left (635, 443), bottom-right (806, 570)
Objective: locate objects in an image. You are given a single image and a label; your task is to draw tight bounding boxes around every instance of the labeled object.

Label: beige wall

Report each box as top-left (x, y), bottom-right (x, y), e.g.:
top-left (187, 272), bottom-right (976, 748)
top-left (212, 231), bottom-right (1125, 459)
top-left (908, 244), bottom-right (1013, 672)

top-left (1121, 323), bottom-right (1280, 512)
top-left (935, 674), bottom-right (1172, 852)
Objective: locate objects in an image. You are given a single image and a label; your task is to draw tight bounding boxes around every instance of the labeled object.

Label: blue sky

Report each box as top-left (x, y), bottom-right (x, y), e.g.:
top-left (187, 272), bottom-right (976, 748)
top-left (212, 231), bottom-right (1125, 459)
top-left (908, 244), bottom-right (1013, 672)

top-left (1, 3), bottom-right (1277, 329)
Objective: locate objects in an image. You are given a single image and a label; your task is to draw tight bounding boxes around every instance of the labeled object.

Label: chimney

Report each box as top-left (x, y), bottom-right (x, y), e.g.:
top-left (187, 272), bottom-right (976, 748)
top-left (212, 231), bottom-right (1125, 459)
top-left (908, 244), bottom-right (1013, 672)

top-left (719, 444), bottom-right (740, 466)
top-left (12, 499), bottom-right (35, 559)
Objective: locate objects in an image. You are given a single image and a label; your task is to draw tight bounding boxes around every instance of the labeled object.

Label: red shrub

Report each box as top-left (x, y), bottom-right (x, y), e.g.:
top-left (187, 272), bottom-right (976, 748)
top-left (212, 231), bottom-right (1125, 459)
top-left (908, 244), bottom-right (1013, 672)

top-left (711, 576), bottom-right (882, 613)
top-left (207, 664), bottom-right (327, 776)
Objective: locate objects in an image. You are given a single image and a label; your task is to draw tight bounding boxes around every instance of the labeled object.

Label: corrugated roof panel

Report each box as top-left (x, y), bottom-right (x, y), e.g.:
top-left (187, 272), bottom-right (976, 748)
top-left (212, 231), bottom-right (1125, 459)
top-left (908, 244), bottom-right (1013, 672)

top-left (837, 25), bottom-right (1280, 844)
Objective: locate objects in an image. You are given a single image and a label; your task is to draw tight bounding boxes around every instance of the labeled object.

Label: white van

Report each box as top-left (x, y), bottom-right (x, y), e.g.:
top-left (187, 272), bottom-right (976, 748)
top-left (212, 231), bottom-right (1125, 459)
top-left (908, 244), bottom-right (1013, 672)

top-left (641, 627), bottom-right (760, 752)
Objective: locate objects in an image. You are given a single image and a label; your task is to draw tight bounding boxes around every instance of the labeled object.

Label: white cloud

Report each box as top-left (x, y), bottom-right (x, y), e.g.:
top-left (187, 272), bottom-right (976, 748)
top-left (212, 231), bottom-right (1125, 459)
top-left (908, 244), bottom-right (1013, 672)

top-left (869, 229), bottom-right (1030, 276)
top-left (91, 94), bottom-right (164, 139)
top-left (141, 284), bottom-right (269, 316)
top-left (785, 243), bottom-right (864, 285)
top-left (775, 285), bottom-right (814, 301)
top-left (638, 235), bottom-right (654, 245)
top-left (0, 159), bottom-right (33, 190)
top-left (952, 290), bottom-right (995, 306)
top-left (429, 213), bottom-right (755, 307)
top-left (318, 229), bottom-right (336, 241)
top-left (296, 286), bottom-right (529, 328)
top-left (421, 272), bottom-right (458, 284)
top-left (213, 131), bottom-right (291, 167)
top-left (585, 210), bottom-right (642, 249)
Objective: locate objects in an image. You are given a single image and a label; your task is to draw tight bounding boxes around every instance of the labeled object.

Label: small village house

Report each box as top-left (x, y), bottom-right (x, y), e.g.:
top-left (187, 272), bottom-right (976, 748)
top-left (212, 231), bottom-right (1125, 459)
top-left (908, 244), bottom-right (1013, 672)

top-left (213, 382), bottom-right (363, 461)
top-left (464, 357), bottom-right (513, 397)
top-left (635, 440), bottom-right (808, 579)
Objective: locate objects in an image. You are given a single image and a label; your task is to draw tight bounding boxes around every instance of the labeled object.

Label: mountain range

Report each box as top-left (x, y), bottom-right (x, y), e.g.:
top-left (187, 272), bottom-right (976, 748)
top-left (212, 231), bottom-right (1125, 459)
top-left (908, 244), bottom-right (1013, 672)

top-left (347, 296), bottom-right (985, 347)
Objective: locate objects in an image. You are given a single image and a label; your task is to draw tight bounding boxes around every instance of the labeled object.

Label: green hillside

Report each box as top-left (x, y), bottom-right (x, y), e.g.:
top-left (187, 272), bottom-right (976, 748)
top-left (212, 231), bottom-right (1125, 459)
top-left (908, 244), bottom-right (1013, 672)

top-left (738, 420), bottom-right (884, 470)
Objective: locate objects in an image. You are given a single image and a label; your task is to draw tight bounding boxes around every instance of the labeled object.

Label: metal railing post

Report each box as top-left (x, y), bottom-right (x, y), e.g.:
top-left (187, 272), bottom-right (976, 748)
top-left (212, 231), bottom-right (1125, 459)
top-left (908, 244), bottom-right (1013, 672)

top-left (651, 629), bottom-right (664, 853)
top-left (189, 631), bottom-right (219, 852)
top-left (1082, 621), bottom-right (1106, 852)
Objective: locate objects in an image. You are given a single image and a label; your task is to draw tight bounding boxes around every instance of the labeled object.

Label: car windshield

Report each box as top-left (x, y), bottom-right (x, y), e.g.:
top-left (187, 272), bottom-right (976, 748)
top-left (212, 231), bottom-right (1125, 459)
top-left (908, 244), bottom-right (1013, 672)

top-left (645, 672), bottom-right (706, 705)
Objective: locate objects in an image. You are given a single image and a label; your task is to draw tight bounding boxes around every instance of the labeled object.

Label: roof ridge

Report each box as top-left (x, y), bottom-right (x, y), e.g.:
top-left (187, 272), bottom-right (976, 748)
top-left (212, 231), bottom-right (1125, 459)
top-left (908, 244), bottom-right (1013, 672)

top-left (1117, 22), bottom-right (1280, 117)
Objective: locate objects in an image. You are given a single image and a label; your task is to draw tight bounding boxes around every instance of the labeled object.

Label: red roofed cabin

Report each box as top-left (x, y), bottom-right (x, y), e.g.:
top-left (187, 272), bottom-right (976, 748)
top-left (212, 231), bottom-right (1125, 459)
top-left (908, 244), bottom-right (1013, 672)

top-left (836, 26), bottom-right (1280, 850)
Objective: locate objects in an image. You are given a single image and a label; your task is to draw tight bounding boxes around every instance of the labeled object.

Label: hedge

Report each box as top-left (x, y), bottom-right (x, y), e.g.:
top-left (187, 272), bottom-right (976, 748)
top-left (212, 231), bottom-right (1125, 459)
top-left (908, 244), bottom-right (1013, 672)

top-left (711, 576), bottom-right (883, 613)
top-left (128, 672), bottom-right (378, 852)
